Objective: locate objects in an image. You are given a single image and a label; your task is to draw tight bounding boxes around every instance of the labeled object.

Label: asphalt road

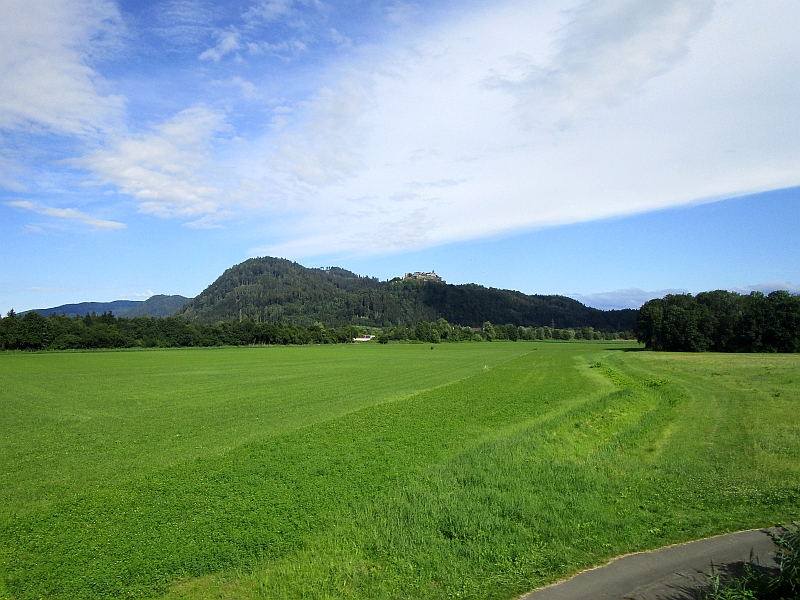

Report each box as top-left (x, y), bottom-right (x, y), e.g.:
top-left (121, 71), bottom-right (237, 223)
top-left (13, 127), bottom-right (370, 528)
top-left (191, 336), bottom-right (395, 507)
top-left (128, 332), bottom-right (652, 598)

top-left (520, 529), bottom-right (780, 600)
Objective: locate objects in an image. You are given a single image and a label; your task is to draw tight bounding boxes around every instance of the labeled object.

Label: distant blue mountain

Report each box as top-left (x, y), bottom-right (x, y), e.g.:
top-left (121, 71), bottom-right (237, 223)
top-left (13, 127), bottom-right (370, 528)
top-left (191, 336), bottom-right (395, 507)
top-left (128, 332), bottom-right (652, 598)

top-left (23, 295), bottom-right (190, 318)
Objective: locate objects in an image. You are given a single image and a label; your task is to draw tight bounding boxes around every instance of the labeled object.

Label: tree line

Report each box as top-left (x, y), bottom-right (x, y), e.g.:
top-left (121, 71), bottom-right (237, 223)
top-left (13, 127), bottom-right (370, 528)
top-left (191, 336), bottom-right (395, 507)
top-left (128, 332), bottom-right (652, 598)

top-left (0, 310), bottom-right (633, 352)
top-left (378, 320), bottom-right (632, 344)
top-left (635, 290), bottom-right (800, 352)
top-left (5, 289), bottom-right (797, 353)
top-left (0, 311), bottom-right (362, 351)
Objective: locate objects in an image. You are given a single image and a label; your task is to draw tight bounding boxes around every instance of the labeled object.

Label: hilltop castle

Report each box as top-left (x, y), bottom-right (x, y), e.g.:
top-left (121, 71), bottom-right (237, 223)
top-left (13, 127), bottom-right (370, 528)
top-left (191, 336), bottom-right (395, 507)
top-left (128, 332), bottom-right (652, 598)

top-left (404, 271), bottom-right (444, 283)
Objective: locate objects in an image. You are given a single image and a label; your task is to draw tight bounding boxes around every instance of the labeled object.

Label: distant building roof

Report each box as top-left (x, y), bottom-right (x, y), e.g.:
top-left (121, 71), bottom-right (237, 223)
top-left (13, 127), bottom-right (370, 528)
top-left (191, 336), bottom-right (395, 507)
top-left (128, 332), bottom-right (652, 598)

top-left (404, 271), bottom-right (444, 283)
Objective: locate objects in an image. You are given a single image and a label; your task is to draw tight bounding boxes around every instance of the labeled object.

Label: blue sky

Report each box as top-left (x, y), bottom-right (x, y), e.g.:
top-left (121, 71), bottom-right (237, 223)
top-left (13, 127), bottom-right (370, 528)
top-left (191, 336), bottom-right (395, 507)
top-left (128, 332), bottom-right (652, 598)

top-left (2, 0), bottom-right (799, 314)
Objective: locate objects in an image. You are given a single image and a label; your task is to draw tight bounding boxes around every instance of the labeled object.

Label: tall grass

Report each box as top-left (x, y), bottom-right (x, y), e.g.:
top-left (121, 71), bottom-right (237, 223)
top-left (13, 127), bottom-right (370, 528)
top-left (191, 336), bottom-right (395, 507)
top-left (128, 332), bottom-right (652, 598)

top-left (234, 352), bottom-right (799, 599)
top-left (1, 344), bottom-right (798, 599)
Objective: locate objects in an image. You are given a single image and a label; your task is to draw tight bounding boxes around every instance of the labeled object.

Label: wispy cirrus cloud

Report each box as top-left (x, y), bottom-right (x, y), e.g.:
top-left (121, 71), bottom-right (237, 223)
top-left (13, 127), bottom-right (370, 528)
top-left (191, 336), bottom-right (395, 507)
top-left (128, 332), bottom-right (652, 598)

top-left (228, 76), bottom-right (261, 100)
top-left (488, 0), bottom-right (715, 127)
top-left (3, 0), bottom-right (800, 269)
top-left (199, 28), bottom-right (242, 62)
top-left (273, 73), bottom-right (375, 186)
top-left (246, 38), bottom-right (309, 60)
top-left (128, 289), bottom-right (155, 298)
top-left (7, 200), bottom-right (126, 230)
top-left (197, 0), bottom-right (323, 63)
top-left (74, 106), bottom-right (231, 218)
top-left (569, 288), bottom-right (689, 310)
top-left (572, 281), bottom-right (800, 310)
top-left (244, 0), bottom-right (295, 24)
top-left (255, 0), bottom-right (800, 258)
top-left (732, 281), bottom-right (800, 295)
top-left (0, 0), bottom-right (125, 138)
top-left (384, 1), bottom-right (419, 25)
top-left (150, 0), bottom-right (217, 52)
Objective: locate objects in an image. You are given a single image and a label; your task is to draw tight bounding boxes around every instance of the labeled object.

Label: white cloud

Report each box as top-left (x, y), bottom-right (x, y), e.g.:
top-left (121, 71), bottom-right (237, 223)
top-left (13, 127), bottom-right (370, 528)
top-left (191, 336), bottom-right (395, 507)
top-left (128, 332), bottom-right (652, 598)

top-left (7, 200), bottom-right (126, 230)
top-left (239, 0), bottom-right (331, 61)
top-left (8, 201), bottom-right (37, 210)
top-left (199, 28), bottom-right (242, 61)
top-left (489, 0), bottom-right (715, 127)
top-left (0, 144), bottom-right (28, 191)
top-left (242, 0), bottom-right (331, 28)
top-left (385, 2), bottom-right (418, 25)
top-left (569, 288), bottom-right (689, 310)
top-left (129, 289), bottom-right (155, 298)
top-left (732, 281), bottom-right (800, 295)
top-left (572, 281), bottom-right (800, 310)
top-left (272, 74), bottom-right (375, 186)
top-left (244, 0), bottom-right (294, 23)
top-left (0, 0), bottom-right (125, 137)
top-left (328, 28), bottom-right (352, 49)
top-left (252, 0), bottom-right (800, 258)
top-left (183, 211), bottom-right (235, 229)
top-left (212, 76), bottom-right (263, 100)
top-left (75, 107), bottom-right (231, 218)
top-left (152, 0), bottom-right (216, 51)
top-left (6, 0), bottom-right (798, 260)
top-left (230, 76), bottom-right (261, 100)
top-left (246, 38), bottom-right (309, 59)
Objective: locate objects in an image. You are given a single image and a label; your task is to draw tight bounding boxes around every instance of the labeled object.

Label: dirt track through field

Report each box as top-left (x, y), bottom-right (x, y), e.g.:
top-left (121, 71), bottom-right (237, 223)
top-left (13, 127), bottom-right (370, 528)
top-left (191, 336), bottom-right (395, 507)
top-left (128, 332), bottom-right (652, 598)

top-left (521, 529), bottom-right (780, 600)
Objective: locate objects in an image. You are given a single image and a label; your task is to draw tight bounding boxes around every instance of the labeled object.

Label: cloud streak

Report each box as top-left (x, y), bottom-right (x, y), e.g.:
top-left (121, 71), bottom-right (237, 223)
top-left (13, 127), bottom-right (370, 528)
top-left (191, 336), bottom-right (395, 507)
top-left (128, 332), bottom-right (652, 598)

top-left (732, 281), bottom-right (800, 295)
top-left (569, 288), bottom-right (690, 310)
top-left (244, 0), bottom-right (295, 24)
top-left (254, 0), bottom-right (800, 257)
top-left (3, 0), bottom-right (800, 265)
top-left (0, 0), bottom-right (125, 137)
top-left (7, 200), bottom-right (126, 230)
top-left (199, 29), bottom-right (242, 62)
top-left (572, 281), bottom-right (800, 310)
top-left (489, 0), bottom-right (715, 127)
top-left (75, 107), bottom-right (231, 218)
top-left (150, 0), bottom-right (217, 52)
top-left (129, 289), bottom-right (155, 298)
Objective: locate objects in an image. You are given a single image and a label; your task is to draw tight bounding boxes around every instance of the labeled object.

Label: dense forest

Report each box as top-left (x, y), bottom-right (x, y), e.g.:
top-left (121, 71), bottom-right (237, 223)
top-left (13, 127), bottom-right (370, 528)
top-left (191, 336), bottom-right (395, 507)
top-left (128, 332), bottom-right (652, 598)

top-left (0, 311), bottom-right (362, 350)
top-left (635, 290), bottom-right (800, 352)
top-left (177, 256), bottom-right (638, 330)
top-left (419, 282), bottom-right (636, 331)
top-left (0, 311), bottom-right (630, 352)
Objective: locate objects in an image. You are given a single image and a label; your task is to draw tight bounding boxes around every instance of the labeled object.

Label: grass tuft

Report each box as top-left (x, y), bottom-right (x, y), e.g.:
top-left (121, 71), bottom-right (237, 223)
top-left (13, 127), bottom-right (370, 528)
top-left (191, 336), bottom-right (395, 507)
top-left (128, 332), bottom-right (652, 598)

top-left (700, 523), bottom-right (799, 599)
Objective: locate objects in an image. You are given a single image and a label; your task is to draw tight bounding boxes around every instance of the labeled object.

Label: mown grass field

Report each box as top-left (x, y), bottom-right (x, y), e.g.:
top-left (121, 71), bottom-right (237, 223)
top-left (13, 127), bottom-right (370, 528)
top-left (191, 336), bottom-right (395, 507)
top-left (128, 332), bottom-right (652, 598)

top-left (0, 342), bottom-right (798, 599)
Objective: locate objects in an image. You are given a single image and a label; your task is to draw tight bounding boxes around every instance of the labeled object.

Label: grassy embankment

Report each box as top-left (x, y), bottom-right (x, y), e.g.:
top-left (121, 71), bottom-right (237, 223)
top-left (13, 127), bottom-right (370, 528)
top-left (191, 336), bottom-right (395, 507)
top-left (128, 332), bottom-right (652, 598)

top-left (0, 342), bottom-right (798, 599)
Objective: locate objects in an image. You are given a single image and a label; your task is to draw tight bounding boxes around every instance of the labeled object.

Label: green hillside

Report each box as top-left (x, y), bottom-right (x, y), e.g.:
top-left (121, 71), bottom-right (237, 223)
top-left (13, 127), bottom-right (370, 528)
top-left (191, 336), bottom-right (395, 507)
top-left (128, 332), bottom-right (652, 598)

top-left (177, 256), bottom-right (637, 330)
top-left (120, 294), bottom-right (190, 318)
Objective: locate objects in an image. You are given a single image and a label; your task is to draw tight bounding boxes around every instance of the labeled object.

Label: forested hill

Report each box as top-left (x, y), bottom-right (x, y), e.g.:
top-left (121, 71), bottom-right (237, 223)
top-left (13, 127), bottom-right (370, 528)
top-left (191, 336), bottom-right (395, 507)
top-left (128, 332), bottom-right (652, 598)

top-left (177, 256), bottom-right (637, 330)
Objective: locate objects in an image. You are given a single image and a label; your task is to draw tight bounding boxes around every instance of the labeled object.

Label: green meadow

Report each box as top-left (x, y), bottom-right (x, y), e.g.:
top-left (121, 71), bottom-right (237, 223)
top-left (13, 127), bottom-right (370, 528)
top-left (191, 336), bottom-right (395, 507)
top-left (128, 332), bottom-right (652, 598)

top-left (0, 342), bottom-right (798, 599)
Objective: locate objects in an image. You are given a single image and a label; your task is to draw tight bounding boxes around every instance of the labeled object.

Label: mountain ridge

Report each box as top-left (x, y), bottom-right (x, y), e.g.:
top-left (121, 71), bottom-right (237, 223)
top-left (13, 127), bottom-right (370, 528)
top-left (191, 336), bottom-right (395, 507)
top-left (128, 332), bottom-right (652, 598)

top-left (20, 258), bottom-right (637, 331)
top-left (22, 295), bottom-right (190, 319)
top-left (177, 257), bottom-right (638, 330)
